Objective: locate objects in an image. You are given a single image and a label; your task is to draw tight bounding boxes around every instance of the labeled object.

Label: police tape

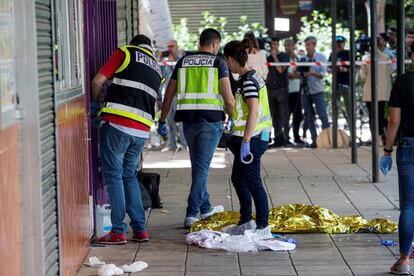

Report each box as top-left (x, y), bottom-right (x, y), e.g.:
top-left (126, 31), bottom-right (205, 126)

top-left (158, 59), bottom-right (411, 67)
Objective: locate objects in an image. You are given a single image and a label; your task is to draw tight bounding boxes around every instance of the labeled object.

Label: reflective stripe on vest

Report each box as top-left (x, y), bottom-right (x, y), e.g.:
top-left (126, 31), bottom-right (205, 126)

top-left (101, 45), bottom-right (162, 127)
top-left (100, 102), bottom-right (153, 127)
top-left (232, 86), bottom-right (272, 137)
top-left (112, 77), bottom-right (158, 99)
top-left (176, 66), bottom-right (223, 111)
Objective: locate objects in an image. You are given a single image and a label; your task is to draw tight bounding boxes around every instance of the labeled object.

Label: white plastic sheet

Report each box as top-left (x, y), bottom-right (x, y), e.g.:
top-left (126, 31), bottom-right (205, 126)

top-left (85, 256), bottom-right (105, 267)
top-left (121, 261), bottom-right (148, 272)
top-left (186, 229), bottom-right (296, 253)
top-left (98, 264), bottom-right (123, 276)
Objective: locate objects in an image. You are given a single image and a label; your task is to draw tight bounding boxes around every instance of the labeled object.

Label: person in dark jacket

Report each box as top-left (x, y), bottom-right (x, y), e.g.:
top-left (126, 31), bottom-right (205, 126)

top-left (380, 41), bottom-right (414, 275)
top-left (266, 37), bottom-right (290, 146)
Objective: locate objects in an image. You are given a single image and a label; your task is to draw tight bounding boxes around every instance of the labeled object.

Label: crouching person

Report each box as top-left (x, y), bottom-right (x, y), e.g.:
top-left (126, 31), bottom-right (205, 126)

top-left (223, 39), bottom-right (272, 234)
top-left (91, 34), bottom-right (163, 244)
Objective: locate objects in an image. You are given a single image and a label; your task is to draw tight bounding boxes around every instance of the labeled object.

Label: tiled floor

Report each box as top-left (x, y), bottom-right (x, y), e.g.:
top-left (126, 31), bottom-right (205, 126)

top-left (78, 147), bottom-right (401, 276)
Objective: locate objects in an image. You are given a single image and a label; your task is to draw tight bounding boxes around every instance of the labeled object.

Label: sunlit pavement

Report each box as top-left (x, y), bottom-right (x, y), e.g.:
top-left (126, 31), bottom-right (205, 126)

top-left (78, 146), bottom-right (400, 276)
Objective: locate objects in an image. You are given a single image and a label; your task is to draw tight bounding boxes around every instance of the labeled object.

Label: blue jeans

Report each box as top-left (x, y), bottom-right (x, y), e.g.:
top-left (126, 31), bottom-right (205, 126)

top-left (100, 123), bottom-right (146, 234)
top-left (301, 92), bottom-right (330, 142)
top-left (167, 96), bottom-right (187, 149)
top-left (227, 135), bottom-right (269, 228)
top-left (183, 121), bottom-right (223, 217)
top-left (397, 137), bottom-right (414, 255)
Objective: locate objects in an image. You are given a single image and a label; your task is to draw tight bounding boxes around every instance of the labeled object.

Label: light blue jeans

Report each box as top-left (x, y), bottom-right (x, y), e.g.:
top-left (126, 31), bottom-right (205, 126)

top-left (397, 137), bottom-right (414, 255)
top-left (100, 123), bottom-right (146, 234)
top-left (183, 121), bottom-right (223, 217)
top-left (301, 92), bottom-right (330, 142)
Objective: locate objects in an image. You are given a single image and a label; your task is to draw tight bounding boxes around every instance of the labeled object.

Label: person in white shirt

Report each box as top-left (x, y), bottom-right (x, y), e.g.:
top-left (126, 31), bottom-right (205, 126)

top-left (244, 31), bottom-right (268, 80)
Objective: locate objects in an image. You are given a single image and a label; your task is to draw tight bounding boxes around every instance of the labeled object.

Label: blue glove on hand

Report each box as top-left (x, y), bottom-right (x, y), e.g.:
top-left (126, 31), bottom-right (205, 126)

top-left (240, 141), bottom-right (252, 164)
top-left (379, 155), bottom-right (393, 176)
top-left (91, 102), bottom-right (101, 117)
top-left (90, 102), bottom-right (102, 128)
top-left (157, 121), bottom-right (168, 137)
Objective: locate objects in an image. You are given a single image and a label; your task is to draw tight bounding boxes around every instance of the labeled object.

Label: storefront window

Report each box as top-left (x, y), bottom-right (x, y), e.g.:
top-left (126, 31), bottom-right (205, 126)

top-left (0, 0), bottom-right (17, 126)
top-left (53, 0), bottom-right (83, 94)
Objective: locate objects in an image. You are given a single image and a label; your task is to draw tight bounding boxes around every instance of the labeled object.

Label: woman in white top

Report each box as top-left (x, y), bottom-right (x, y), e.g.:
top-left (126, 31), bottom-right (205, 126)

top-left (360, 39), bottom-right (393, 144)
top-left (244, 31), bottom-right (269, 80)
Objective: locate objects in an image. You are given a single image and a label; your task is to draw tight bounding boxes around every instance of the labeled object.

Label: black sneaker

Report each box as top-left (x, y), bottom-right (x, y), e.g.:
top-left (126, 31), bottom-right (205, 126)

top-left (306, 142), bottom-right (317, 148)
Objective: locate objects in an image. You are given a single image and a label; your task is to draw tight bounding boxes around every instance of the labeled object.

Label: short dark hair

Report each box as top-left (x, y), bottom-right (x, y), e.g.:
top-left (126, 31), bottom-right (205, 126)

top-left (130, 34), bottom-right (152, 46)
top-left (379, 32), bottom-right (388, 42)
top-left (407, 28), bottom-right (414, 35)
top-left (271, 37), bottom-right (280, 43)
top-left (199, 28), bottom-right (221, 47)
top-left (304, 36), bottom-right (317, 44)
top-left (284, 38), bottom-right (295, 45)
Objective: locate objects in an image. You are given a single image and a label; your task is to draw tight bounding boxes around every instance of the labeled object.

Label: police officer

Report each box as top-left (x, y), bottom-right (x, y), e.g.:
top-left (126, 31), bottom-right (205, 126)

top-left (223, 39), bottom-right (272, 234)
top-left (381, 41), bottom-right (414, 275)
top-left (91, 35), bottom-right (163, 244)
top-left (158, 28), bottom-right (235, 228)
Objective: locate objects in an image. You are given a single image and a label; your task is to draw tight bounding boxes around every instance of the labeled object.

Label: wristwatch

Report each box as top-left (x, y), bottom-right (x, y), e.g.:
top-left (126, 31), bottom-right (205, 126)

top-left (384, 147), bottom-right (393, 153)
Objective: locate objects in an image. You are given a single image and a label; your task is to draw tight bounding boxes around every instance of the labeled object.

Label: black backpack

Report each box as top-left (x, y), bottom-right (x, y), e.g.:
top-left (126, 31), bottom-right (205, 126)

top-left (139, 181), bottom-right (152, 210)
top-left (137, 171), bottom-right (163, 209)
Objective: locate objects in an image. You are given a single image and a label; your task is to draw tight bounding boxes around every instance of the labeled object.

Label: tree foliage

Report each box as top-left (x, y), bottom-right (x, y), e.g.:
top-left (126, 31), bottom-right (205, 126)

top-left (173, 11), bottom-right (268, 51)
top-left (297, 11), bottom-right (360, 58)
top-left (385, 0), bottom-right (414, 29)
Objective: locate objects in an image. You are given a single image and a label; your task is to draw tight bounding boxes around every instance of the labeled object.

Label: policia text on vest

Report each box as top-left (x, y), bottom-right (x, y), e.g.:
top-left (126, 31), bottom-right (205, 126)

top-left (100, 45), bottom-right (163, 128)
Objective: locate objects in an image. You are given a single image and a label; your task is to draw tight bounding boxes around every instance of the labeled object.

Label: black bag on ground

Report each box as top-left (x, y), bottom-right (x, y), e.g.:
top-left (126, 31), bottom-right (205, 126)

top-left (137, 171), bottom-right (163, 209)
top-left (139, 181), bottom-right (152, 210)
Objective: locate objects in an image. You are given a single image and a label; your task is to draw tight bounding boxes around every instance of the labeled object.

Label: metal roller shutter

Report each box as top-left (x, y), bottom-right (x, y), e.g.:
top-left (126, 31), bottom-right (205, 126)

top-left (118, 0), bottom-right (138, 46)
top-left (168, 0), bottom-right (265, 33)
top-left (35, 0), bottom-right (59, 275)
top-left (132, 0), bottom-right (139, 36)
top-left (117, 0), bottom-right (132, 45)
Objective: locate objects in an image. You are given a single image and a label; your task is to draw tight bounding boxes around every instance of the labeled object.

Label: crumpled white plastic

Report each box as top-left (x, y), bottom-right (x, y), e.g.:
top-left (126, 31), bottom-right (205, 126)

top-left (98, 264), bottom-right (123, 276)
top-left (186, 229), bottom-right (296, 253)
top-left (121, 261), bottom-right (148, 272)
top-left (85, 256), bottom-right (105, 267)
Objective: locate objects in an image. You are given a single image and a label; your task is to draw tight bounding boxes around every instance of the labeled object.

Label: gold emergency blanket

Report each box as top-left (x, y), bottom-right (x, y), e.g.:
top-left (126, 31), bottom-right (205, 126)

top-left (190, 204), bottom-right (398, 234)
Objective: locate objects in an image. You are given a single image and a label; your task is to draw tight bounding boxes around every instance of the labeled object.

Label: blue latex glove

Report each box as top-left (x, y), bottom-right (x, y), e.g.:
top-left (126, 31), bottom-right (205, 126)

top-left (91, 101), bottom-right (101, 116)
top-left (157, 121), bottom-right (168, 137)
top-left (240, 141), bottom-right (251, 163)
top-left (90, 102), bottom-right (102, 128)
top-left (226, 118), bottom-right (233, 132)
top-left (379, 155), bottom-right (393, 176)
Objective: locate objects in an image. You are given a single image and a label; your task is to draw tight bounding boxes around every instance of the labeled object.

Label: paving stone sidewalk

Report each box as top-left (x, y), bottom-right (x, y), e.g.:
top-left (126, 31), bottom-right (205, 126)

top-left (78, 147), bottom-right (401, 276)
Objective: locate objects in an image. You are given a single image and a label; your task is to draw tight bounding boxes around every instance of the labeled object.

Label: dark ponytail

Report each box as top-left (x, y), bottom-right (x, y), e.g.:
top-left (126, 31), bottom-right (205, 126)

top-left (223, 39), bottom-right (252, 67)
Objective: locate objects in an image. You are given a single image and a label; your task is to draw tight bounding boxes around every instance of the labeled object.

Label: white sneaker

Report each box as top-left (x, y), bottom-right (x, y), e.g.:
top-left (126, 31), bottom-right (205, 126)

top-left (184, 217), bottom-right (199, 228)
top-left (222, 220), bottom-right (257, 235)
top-left (245, 225), bottom-right (273, 240)
top-left (200, 205), bottom-right (224, 220)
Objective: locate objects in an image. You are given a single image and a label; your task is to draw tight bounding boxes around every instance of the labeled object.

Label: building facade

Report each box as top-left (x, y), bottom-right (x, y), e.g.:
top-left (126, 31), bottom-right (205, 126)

top-left (0, 0), bottom-right (141, 275)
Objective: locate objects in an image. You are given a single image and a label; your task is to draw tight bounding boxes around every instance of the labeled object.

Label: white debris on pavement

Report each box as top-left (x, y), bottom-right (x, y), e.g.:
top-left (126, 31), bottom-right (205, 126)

top-left (98, 264), bottom-right (123, 276)
top-left (186, 229), bottom-right (296, 253)
top-left (85, 256), bottom-right (105, 267)
top-left (121, 261), bottom-right (148, 272)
